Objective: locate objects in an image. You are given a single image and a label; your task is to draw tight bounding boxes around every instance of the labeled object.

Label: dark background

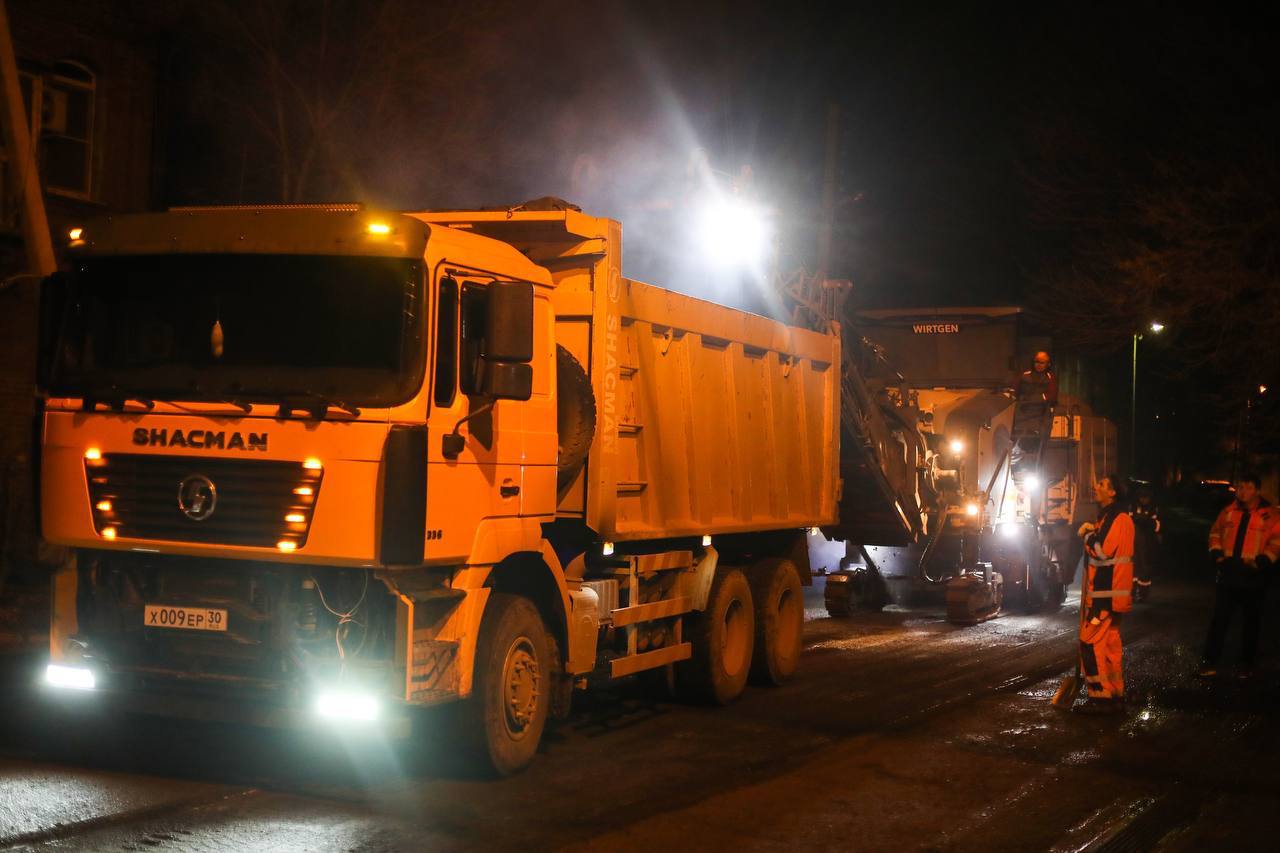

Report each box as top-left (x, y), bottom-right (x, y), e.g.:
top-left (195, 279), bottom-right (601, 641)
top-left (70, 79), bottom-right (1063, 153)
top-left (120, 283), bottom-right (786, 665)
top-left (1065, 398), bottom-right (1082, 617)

top-left (5, 0), bottom-right (1279, 491)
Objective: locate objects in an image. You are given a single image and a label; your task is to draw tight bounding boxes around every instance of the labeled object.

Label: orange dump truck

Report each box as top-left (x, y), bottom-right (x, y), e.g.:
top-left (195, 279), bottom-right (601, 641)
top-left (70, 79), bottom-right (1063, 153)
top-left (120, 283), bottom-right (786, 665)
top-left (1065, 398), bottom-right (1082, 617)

top-left (37, 199), bottom-right (840, 773)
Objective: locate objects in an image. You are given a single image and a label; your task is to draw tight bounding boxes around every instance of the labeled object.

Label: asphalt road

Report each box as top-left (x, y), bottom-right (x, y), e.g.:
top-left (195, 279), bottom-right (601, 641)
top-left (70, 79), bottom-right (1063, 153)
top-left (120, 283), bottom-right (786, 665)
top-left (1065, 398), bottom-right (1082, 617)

top-left (1, 573), bottom-right (1277, 852)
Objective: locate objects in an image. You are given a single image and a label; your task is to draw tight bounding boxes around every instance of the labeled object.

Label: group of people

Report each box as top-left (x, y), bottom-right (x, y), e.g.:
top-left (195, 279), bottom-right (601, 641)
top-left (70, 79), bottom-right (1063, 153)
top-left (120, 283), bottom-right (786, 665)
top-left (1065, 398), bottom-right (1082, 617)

top-left (1012, 352), bottom-right (1278, 714)
top-left (1072, 472), bottom-right (1280, 715)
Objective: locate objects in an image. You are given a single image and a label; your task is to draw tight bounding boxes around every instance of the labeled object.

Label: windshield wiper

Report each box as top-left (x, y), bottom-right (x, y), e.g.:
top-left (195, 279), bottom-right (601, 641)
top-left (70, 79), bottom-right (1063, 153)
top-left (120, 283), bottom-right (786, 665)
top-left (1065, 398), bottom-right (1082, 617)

top-left (276, 392), bottom-right (361, 420)
top-left (81, 386), bottom-right (155, 412)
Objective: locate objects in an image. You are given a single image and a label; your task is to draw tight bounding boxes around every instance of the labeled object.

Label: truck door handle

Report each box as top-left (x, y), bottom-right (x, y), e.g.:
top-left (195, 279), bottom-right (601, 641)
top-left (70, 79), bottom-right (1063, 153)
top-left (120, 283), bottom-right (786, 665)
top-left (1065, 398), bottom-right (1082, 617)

top-left (500, 484), bottom-right (520, 498)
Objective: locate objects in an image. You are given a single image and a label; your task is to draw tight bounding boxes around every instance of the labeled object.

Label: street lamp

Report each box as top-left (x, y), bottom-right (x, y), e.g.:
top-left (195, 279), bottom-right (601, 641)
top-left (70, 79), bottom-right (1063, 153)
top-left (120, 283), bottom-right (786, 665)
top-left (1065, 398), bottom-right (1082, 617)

top-left (1131, 321), bottom-right (1165, 472)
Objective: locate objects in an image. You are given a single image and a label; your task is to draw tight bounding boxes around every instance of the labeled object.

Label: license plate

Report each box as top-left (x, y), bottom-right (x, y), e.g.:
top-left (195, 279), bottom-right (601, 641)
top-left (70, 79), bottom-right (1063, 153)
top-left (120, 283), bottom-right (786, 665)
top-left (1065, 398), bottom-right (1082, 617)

top-left (143, 604), bottom-right (228, 632)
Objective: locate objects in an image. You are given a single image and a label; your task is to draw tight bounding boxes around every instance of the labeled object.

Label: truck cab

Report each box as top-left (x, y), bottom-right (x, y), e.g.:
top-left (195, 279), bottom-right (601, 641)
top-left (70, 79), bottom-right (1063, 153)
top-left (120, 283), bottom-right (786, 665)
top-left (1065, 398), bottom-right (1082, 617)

top-left (38, 201), bottom-right (837, 774)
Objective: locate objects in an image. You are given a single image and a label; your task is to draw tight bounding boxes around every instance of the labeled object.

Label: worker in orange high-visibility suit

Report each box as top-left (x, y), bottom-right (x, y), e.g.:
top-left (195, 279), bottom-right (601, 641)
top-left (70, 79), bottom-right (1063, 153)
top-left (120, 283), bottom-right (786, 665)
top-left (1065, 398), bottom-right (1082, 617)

top-left (1074, 474), bottom-right (1135, 714)
top-left (1198, 472), bottom-right (1280, 679)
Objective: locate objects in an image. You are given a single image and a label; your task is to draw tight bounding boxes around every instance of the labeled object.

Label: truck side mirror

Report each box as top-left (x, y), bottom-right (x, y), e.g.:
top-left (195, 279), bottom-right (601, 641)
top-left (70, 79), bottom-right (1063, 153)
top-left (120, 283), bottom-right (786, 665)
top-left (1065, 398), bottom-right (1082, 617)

top-left (36, 272), bottom-right (69, 392)
top-left (482, 361), bottom-right (533, 401)
top-left (480, 281), bottom-right (534, 401)
top-left (484, 281), bottom-right (533, 362)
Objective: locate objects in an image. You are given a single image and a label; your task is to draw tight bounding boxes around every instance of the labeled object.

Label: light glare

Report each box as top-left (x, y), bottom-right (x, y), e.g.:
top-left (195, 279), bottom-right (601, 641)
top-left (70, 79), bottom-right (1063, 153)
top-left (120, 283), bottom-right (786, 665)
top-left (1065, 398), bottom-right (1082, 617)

top-left (1149, 321), bottom-right (1165, 333)
top-left (68, 227), bottom-right (84, 241)
top-left (303, 458), bottom-right (323, 470)
top-left (285, 513), bottom-right (306, 524)
top-left (277, 540), bottom-right (298, 552)
top-left (964, 502), bottom-right (980, 517)
top-left (45, 664), bottom-right (95, 690)
top-left (101, 527), bottom-right (117, 540)
top-left (949, 439), bottom-right (965, 456)
top-left (84, 448), bottom-right (102, 460)
top-left (1024, 474), bottom-right (1041, 491)
top-left (316, 690), bottom-right (380, 722)
top-left (366, 222), bottom-right (391, 235)
top-left (999, 523), bottom-right (1019, 539)
top-left (696, 197), bottom-right (770, 269)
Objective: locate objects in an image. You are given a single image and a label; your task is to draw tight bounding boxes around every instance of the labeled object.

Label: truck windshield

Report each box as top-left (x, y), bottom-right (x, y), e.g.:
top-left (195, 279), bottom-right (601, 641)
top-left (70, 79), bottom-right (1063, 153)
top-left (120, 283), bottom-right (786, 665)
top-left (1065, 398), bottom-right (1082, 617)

top-left (47, 254), bottom-right (424, 407)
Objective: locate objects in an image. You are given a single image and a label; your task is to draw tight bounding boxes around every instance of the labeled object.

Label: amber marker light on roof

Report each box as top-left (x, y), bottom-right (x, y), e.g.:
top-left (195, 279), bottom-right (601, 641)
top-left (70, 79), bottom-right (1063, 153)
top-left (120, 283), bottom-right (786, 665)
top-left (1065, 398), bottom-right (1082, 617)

top-left (285, 513), bottom-right (306, 524)
top-left (96, 501), bottom-right (112, 512)
top-left (303, 458), bottom-right (323, 470)
top-left (366, 222), bottom-right (391, 235)
top-left (277, 540), bottom-right (298, 552)
top-left (101, 527), bottom-right (117, 540)
top-left (84, 448), bottom-right (102, 460)
top-left (294, 486), bottom-right (314, 496)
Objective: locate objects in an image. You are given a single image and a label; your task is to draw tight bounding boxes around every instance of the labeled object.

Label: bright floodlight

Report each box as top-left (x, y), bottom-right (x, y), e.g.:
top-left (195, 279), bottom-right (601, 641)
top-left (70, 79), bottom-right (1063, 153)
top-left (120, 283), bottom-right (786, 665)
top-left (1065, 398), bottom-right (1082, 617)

top-left (949, 438), bottom-right (965, 456)
top-left (316, 689), bottom-right (380, 722)
top-left (696, 196), bottom-right (770, 269)
top-left (999, 523), bottom-right (1019, 539)
top-left (964, 502), bottom-right (980, 517)
top-left (1149, 321), bottom-right (1165, 333)
top-left (1023, 474), bottom-right (1041, 491)
top-left (45, 664), bottom-right (95, 691)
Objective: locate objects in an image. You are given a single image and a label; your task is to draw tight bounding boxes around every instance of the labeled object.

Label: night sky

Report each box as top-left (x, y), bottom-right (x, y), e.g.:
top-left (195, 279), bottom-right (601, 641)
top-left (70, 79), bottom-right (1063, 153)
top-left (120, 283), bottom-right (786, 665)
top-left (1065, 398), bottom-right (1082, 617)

top-left (154, 0), bottom-right (1280, 477)
top-left (164, 2), bottom-right (1279, 309)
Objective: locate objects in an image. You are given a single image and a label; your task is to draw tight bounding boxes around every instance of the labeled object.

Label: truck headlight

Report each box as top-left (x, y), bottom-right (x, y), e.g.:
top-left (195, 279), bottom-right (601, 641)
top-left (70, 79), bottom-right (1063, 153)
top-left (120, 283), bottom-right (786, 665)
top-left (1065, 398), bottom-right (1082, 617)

top-left (45, 664), bottom-right (95, 691)
top-left (315, 689), bottom-right (380, 722)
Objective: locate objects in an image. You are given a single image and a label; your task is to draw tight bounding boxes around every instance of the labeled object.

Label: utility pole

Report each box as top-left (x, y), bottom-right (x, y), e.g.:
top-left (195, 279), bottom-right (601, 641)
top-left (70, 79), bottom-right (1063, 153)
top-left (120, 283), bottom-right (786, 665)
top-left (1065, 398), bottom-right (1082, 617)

top-left (0, 0), bottom-right (56, 277)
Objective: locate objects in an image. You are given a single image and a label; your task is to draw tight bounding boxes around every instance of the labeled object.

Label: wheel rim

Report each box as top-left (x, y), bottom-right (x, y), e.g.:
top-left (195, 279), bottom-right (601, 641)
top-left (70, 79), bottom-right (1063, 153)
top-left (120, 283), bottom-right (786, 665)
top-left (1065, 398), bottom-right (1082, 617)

top-left (777, 587), bottom-right (802, 658)
top-left (501, 636), bottom-right (541, 740)
top-left (721, 598), bottom-right (749, 677)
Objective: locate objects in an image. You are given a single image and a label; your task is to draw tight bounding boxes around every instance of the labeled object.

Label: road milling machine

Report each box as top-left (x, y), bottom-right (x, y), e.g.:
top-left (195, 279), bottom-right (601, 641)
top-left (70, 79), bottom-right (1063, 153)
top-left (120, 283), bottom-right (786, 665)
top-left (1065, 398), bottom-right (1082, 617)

top-left (826, 307), bottom-right (1118, 624)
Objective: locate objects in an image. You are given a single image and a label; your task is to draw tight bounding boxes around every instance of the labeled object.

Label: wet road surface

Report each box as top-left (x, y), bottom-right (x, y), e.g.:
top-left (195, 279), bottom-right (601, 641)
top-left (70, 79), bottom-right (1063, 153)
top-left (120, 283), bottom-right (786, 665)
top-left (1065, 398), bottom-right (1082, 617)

top-left (2, 574), bottom-right (1277, 851)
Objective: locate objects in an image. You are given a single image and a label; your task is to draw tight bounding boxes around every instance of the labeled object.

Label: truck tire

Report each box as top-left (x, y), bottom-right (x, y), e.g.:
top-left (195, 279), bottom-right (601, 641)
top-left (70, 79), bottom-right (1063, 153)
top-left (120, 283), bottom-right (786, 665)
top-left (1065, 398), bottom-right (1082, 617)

top-left (462, 593), bottom-right (552, 776)
top-left (556, 345), bottom-right (596, 488)
top-left (677, 567), bottom-right (754, 704)
top-left (748, 558), bottom-right (804, 686)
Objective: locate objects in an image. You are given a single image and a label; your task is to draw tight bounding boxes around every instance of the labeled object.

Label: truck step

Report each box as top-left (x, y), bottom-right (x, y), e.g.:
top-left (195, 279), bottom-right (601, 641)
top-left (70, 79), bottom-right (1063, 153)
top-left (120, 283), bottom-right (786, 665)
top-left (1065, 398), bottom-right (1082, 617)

top-left (610, 642), bottom-right (692, 679)
top-left (610, 595), bottom-right (692, 627)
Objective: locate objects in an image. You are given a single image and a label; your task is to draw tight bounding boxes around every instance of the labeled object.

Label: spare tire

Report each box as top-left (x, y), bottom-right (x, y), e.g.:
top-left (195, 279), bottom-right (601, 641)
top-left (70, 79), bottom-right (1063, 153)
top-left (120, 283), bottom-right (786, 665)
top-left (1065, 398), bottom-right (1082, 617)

top-left (556, 345), bottom-right (596, 488)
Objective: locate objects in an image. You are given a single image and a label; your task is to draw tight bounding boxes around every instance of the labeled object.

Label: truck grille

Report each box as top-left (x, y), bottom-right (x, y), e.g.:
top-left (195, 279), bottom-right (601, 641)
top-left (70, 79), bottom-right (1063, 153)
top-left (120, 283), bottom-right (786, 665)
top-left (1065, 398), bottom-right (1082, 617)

top-left (86, 453), bottom-right (323, 549)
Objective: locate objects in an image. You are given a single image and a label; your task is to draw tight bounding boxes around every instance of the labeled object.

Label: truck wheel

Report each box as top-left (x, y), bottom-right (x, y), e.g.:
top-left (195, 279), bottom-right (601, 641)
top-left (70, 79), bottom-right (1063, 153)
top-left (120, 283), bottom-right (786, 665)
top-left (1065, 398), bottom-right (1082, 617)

top-left (748, 558), bottom-right (804, 686)
top-left (677, 567), bottom-right (754, 704)
top-left (464, 593), bottom-right (552, 776)
top-left (556, 345), bottom-right (596, 488)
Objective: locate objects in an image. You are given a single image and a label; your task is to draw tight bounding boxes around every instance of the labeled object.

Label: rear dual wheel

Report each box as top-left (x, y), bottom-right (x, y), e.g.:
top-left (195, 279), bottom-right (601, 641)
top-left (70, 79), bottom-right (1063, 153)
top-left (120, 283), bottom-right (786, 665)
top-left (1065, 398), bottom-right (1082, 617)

top-left (748, 558), bottom-right (804, 686)
top-left (678, 567), bottom-right (755, 704)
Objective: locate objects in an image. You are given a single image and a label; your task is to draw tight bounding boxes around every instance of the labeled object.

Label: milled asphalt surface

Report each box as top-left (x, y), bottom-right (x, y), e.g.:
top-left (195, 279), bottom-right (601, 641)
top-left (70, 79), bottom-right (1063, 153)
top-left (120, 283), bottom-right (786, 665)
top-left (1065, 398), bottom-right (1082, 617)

top-left (1, 524), bottom-right (1278, 850)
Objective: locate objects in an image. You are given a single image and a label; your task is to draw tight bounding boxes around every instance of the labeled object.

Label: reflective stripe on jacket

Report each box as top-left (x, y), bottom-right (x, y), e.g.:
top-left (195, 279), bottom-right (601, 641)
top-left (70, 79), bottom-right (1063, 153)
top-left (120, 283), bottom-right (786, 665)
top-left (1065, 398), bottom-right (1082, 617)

top-left (1084, 509), bottom-right (1135, 616)
top-left (1208, 499), bottom-right (1280, 563)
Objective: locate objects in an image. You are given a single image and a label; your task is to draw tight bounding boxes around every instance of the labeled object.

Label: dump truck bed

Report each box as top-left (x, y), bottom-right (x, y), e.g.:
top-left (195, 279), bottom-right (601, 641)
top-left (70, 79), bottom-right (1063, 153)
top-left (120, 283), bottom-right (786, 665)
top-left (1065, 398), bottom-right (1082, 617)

top-left (598, 277), bottom-right (840, 540)
top-left (411, 204), bottom-right (841, 543)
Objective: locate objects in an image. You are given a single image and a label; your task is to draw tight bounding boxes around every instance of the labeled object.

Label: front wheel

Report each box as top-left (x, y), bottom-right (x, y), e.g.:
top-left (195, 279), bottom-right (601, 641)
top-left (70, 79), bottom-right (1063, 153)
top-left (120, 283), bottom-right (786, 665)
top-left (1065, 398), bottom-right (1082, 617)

top-left (462, 593), bottom-right (552, 776)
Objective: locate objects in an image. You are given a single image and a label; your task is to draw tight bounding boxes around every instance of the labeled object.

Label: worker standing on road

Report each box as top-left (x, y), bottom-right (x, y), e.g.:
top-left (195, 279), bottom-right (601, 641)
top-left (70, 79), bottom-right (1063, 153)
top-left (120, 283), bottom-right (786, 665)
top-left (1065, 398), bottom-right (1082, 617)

top-left (1131, 485), bottom-right (1161, 602)
top-left (1075, 475), bottom-right (1134, 714)
top-left (1198, 473), bottom-right (1280, 679)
